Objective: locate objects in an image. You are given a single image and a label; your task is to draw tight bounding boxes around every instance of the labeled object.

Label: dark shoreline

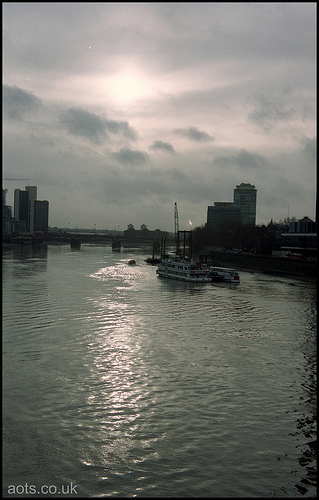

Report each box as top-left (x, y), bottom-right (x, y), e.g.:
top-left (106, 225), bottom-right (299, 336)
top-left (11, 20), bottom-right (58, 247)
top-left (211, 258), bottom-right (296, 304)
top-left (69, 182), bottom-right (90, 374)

top-left (206, 250), bottom-right (317, 280)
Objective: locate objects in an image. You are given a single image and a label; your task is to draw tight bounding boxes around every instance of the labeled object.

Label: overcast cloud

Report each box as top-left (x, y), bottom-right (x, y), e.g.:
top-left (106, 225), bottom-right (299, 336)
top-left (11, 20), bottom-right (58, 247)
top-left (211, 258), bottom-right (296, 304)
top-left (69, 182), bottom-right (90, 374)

top-left (3, 2), bottom-right (316, 231)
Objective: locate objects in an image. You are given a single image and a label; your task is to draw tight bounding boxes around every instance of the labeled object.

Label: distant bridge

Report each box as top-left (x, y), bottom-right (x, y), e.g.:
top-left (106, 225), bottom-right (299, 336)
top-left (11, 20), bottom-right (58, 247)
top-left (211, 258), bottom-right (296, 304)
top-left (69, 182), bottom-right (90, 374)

top-left (42, 233), bottom-right (175, 245)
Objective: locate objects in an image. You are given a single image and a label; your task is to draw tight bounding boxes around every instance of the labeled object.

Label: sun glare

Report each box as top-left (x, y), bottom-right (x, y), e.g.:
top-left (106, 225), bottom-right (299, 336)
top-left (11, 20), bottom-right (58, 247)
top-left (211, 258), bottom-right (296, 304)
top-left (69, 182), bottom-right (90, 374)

top-left (107, 72), bottom-right (153, 103)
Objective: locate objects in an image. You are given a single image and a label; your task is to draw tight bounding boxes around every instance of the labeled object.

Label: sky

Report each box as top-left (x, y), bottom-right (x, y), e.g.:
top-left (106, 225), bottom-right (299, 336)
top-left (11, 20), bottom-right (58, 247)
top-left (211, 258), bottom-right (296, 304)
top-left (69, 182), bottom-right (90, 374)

top-left (3, 2), bottom-right (316, 232)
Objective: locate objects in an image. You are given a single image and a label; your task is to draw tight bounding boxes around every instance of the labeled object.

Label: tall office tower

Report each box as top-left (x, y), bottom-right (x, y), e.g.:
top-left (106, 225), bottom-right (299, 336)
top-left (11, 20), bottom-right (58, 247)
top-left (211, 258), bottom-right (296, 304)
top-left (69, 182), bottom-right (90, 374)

top-left (2, 188), bottom-right (8, 206)
top-left (26, 186), bottom-right (37, 233)
top-left (233, 183), bottom-right (257, 225)
top-left (14, 189), bottom-right (29, 227)
top-left (25, 185), bottom-right (37, 200)
top-left (32, 200), bottom-right (49, 233)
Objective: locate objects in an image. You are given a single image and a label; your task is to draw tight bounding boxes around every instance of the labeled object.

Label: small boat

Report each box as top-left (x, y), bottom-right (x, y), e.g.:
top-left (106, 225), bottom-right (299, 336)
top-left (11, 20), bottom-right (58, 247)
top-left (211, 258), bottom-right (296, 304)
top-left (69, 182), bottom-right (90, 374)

top-left (128, 259), bottom-right (136, 265)
top-left (156, 256), bottom-right (211, 282)
top-left (145, 256), bottom-right (162, 264)
top-left (208, 266), bottom-right (240, 283)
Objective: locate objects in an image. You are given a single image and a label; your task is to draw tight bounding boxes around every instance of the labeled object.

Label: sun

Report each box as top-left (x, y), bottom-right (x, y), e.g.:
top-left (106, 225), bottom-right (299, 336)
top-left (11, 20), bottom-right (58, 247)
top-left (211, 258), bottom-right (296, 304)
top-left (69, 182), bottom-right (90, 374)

top-left (107, 71), bottom-right (154, 103)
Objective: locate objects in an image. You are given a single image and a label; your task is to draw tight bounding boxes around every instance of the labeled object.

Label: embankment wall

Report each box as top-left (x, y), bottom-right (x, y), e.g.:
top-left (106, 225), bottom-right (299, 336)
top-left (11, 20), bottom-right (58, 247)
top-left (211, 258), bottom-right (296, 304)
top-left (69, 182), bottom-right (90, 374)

top-left (208, 251), bottom-right (316, 279)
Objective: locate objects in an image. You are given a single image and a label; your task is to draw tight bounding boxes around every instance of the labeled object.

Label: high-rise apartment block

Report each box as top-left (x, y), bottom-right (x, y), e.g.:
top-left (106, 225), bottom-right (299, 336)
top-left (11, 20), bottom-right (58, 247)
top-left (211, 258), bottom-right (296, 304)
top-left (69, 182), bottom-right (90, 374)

top-left (233, 183), bottom-right (257, 225)
top-left (207, 183), bottom-right (257, 231)
top-left (25, 186), bottom-right (37, 233)
top-left (32, 200), bottom-right (49, 233)
top-left (14, 189), bottom-right (29, 228)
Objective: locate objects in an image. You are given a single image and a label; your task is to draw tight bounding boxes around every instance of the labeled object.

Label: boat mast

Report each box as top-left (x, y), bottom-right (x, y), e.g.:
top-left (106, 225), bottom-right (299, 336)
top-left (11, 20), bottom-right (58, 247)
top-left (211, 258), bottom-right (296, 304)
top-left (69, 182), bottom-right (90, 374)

top-left (174, 202), bottom-right (180, 255)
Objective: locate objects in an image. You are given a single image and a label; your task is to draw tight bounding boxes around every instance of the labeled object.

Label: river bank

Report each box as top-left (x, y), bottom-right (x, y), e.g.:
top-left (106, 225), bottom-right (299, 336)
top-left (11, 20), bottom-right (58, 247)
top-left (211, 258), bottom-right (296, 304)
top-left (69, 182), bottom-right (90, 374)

top-left (207, 250), bottom-right (317, 280)
top-left (3, 237), bottom-right (316, 280)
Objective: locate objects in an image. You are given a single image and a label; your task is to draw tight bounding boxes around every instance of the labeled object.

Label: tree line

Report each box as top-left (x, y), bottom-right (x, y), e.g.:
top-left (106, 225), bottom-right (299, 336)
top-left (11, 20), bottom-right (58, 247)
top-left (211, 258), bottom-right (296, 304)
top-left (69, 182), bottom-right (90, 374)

top-left (192, 219), bottom-right (294, 255)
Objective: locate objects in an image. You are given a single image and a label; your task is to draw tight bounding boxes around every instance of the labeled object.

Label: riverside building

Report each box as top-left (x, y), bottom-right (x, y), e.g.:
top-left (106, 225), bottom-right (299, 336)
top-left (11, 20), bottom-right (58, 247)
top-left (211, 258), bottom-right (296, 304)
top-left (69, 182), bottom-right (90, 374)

top-left (207, 182), bottom-right (257, 230)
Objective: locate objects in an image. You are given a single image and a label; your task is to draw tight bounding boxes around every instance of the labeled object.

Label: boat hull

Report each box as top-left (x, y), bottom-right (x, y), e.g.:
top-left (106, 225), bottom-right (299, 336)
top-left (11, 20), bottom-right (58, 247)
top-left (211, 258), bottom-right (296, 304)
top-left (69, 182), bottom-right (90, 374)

top-left (156, 270), bottom-right (211, 282)
top-left (208, 267), bottom-right (240, 283)
top-left (156, 256), bottom-right (211, 282)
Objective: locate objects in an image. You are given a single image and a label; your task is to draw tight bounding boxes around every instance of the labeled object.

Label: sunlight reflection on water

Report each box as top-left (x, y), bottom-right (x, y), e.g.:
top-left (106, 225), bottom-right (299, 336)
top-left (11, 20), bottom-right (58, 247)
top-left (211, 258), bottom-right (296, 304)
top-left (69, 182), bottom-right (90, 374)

top-left (2, 245), bottom-right (317, 498)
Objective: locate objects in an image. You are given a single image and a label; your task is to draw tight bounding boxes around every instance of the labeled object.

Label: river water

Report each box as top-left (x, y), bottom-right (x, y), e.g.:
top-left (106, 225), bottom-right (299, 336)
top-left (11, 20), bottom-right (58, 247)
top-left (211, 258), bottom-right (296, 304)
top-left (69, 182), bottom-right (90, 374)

top-left (2, 244), bottom-right (317, 498)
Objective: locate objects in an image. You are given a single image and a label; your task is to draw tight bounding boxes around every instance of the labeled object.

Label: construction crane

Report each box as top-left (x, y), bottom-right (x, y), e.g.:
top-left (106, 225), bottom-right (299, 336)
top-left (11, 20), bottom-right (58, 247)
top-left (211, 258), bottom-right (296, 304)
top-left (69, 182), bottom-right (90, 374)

top-left (174, 202), bottom-right (180, 255)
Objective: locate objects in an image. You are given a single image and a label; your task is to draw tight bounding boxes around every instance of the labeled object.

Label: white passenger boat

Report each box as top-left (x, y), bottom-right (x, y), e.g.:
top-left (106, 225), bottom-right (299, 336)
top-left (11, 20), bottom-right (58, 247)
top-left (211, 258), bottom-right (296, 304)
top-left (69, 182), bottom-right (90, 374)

top-left (156, 256), bottom-right (211, 282)
top-left (208, 266), bottom-right (240, 283)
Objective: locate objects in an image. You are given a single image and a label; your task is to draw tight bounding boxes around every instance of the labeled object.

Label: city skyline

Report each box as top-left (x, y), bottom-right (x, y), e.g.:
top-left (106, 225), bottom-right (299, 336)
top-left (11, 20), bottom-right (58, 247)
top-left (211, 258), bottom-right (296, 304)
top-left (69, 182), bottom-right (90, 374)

top-left (5, 181), bottom-right (315, 236)
top-left (3, 3), bottom-right (316, 232)
top-left (3, 185), bottom-right (49, 234)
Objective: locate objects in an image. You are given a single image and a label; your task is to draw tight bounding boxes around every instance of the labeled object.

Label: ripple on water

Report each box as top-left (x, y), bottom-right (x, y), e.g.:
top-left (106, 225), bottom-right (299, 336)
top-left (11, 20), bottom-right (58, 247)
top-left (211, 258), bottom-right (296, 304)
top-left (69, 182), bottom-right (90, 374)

top-left (2, 248), bottom-right (317, 498)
